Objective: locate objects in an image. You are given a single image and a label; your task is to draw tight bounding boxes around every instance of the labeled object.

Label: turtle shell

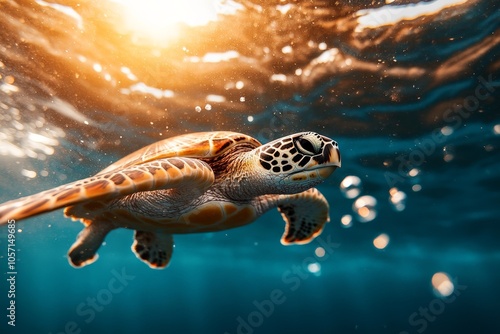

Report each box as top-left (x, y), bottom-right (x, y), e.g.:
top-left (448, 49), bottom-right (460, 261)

top-left (99, 131), bottom-right (262, 174)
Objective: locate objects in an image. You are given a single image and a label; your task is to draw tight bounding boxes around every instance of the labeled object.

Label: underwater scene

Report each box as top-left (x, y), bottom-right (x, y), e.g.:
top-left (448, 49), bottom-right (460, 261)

top-left (0, 0), bottom-right (499, 333)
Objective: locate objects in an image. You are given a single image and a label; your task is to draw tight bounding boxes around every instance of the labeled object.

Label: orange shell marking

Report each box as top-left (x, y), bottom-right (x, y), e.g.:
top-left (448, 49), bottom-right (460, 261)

top-left (182, 202), bottom-right (257, 232)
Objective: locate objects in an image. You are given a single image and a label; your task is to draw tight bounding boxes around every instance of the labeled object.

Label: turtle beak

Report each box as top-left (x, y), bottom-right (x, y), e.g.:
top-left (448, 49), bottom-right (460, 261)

top-left (313, 141), bottom-right (340, 178)
top-left (331, 145), bottom-right (341, 168)
top-left (317, 140), bottom-right (341, 168)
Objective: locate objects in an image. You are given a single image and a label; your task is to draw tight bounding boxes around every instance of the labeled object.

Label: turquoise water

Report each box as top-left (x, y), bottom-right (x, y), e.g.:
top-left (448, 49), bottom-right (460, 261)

top-left (0, 0), bottom-right (499, 333)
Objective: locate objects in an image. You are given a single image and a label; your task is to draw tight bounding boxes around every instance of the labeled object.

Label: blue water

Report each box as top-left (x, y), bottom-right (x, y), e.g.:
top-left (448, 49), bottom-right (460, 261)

top-left (0, 0), bottom-right (499, 333)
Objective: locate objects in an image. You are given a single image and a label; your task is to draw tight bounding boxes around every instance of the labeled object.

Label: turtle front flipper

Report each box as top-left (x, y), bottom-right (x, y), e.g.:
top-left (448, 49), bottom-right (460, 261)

top-left (275, 188), bottom-right (330, 245)
top-left (132, 231), bottom-right (174, 269)
top-left (0, 157), bottom-right (214, 222)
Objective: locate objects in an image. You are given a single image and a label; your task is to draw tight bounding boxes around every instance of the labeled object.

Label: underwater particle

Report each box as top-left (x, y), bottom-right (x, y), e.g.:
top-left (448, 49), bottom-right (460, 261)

top-left (271, 74), bottom-right (287, 82)
top-left (206, 94), bottom-right (226, 103)
top-left (235, 81), bottom-right (244, 89)
top-left (4, 75), bottom-right (15, 84)
top-left (412, 184), bottom-right (422, 192)
top-left (204, 104), bottom-right (212, 111)
top-left (443, 146), bottom-right (454, 162)
top-left (408, 168), bottom-right (419, 177)
top-left (307, 262), bottom-right (321, 276)
top-left (340, 214), bottom-right (353, 228)
top-left (21, 169), bottom-right (37, 178)
top-left (432, 272), bottom-right (454, 297)
top-left (318, 42), bottom-right (327, 50)
top-left (17, 229), bottom-right (22, 233)
top-left (315, 247), bottom-right (325, 257)
top-left (195, 106), bottom-right (202, 112)
top-left (373, 233), bottom-right (389, 249)
top-left (282, 45), bottom-right (293, 54)
top-left (340, 175), bottom-right (362, 199)
top-left (443, 153), bottom-right (454, 162)
top-left (240, 97), bottom-right (246, 102)
top-left (389, 188), bottom-right (406, 211)
top-left (494, 124), bottom-right (500, 135)
top-left (353, 195), bottom-right (377, 222)
top-left (93, 63), bottom-right (102, 73)
top-left (247, 116), bottom-right (254, 122)
top-left (295, 68), bottom-right (302, 76)
top-left (440, 126), bottom-right (454, 136)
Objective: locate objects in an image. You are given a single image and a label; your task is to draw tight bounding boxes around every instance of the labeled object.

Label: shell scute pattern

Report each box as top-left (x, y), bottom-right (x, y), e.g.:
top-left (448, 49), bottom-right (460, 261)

top-left (100, 131), bottom-right (261, 174)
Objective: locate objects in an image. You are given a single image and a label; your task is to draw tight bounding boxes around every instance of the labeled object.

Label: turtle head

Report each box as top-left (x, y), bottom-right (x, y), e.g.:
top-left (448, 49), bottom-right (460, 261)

top-left (254, 132), bottom-right (341, 194)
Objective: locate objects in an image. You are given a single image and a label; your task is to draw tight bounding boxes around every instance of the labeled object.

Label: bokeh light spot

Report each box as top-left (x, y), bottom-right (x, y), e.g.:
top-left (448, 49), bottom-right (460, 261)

top-left (373, 233), bottom-right (389, 249)
top-left (432, 272), bottom-right (454, 297)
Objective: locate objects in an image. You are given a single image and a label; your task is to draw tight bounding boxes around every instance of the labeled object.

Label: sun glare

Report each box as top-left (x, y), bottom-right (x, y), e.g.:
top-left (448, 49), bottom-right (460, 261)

top-left (114, 0), bottom-right (226, 43)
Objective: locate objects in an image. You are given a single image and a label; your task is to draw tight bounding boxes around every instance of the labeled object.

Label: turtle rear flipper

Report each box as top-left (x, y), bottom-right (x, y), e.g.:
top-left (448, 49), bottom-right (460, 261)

top-left (132, 231), bottom-right (174, 269)
top-left (68, 219), bottom-right (115, 267)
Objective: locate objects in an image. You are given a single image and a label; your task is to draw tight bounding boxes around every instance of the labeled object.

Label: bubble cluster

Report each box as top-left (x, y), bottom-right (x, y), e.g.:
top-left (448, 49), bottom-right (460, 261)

top-left (389, 187), bottom-right (407, 211)
top-left (340, 175), bottom-right (362, 199)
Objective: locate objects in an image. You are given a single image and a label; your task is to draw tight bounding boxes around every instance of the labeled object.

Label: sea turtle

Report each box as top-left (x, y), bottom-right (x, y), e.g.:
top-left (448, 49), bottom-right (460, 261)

top-left (0, 131), bottom-right (340, 269)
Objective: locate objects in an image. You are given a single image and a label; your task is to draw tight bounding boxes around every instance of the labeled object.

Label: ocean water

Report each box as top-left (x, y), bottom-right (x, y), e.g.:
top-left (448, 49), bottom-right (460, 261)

top-left (0, 0), bottom-right (499, 333)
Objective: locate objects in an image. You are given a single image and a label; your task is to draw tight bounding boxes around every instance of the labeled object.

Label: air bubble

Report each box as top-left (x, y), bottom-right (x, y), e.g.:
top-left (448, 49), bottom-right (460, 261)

top-left (373, 233), bottom-right (389, 249)
top-left (340, 214), bottom-right (353, 228)
top-left (389, 188), bottom-right (406, 211)
top-left (432, 272), bottom-right (454, 297)
top-left (307, 262), bottom-right (321, 276)
top-left (353, 195), bottom-right (377, 222)
top-left (340, 175), bottom-right (362, 199)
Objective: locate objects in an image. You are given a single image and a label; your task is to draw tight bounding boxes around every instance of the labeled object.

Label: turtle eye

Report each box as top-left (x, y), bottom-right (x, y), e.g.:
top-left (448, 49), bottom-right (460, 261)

top-left (295, 134), bottom-right (322, 156)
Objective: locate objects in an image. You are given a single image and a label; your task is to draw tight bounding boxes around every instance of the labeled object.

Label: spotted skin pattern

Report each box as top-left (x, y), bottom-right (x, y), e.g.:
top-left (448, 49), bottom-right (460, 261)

top-left (0, 131), bottom-right (340, 269)
top-left (257, 132), bottom-right (340, 175)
